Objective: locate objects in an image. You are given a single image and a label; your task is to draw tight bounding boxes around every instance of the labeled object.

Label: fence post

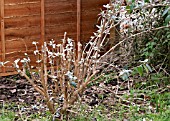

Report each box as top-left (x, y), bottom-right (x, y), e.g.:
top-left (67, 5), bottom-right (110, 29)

top-left (77, 0), bottom-right (81, 43)
top-left (0, 0), bottom-right (5, 73)
top-left (40, 0), bottom-right (45, 45)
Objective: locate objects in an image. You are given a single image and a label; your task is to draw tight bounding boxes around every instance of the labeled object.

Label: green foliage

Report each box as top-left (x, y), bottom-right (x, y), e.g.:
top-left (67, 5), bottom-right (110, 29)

top-left (163, 6), bottom-right (170, 25)
top-left (119, 89), bottom-right (170, 121)
top-left (141, 28), bottom-right (170, 71)
top-left (135, 65), bottom-right (144, 76)
top-left (0, 112), bottom-right (15, 121)
top-left (141, 41), bottom-right (156, 58)
top-left (120, 62), bottom-right (153, 81)
top-left (132, 7), bottom-right (170, 73)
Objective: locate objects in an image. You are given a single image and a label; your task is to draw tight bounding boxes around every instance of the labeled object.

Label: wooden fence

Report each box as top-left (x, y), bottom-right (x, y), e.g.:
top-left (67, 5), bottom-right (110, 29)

top-left (0, 0), bottom-right (109, 76)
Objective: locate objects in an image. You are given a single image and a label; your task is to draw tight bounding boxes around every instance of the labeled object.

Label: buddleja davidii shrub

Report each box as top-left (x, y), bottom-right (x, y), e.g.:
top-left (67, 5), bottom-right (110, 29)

top-left (4, 6), bottom-right (114, 120)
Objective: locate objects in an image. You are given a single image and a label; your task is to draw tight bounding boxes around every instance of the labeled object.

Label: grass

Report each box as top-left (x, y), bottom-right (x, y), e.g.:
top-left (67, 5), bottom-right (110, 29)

top-left (0, 112), bottom-right (15, 121)
top-left (0, 104), bottom-right (170, 121)
top-left (0, 92), bottom-right (170, 121)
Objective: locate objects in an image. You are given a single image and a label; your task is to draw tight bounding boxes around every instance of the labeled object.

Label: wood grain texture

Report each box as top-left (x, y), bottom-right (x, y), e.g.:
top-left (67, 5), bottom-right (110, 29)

top-left (45, 1), bottom-right (76, 14)
top-left (5, 26), bottom-right (41, 40)
top-left (5, 39), bottom-right (37, 53)
top-left (4, 2), bottom-right (40, 17)
top-left (5, 0), bottom-right (40, 4)
top-left (5, 15), bottom-right (41, 29)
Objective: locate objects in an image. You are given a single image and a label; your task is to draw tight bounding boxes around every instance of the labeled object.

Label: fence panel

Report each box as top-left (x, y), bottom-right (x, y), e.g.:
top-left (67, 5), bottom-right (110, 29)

top-left (0, 0), bottom-right (109, 76)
